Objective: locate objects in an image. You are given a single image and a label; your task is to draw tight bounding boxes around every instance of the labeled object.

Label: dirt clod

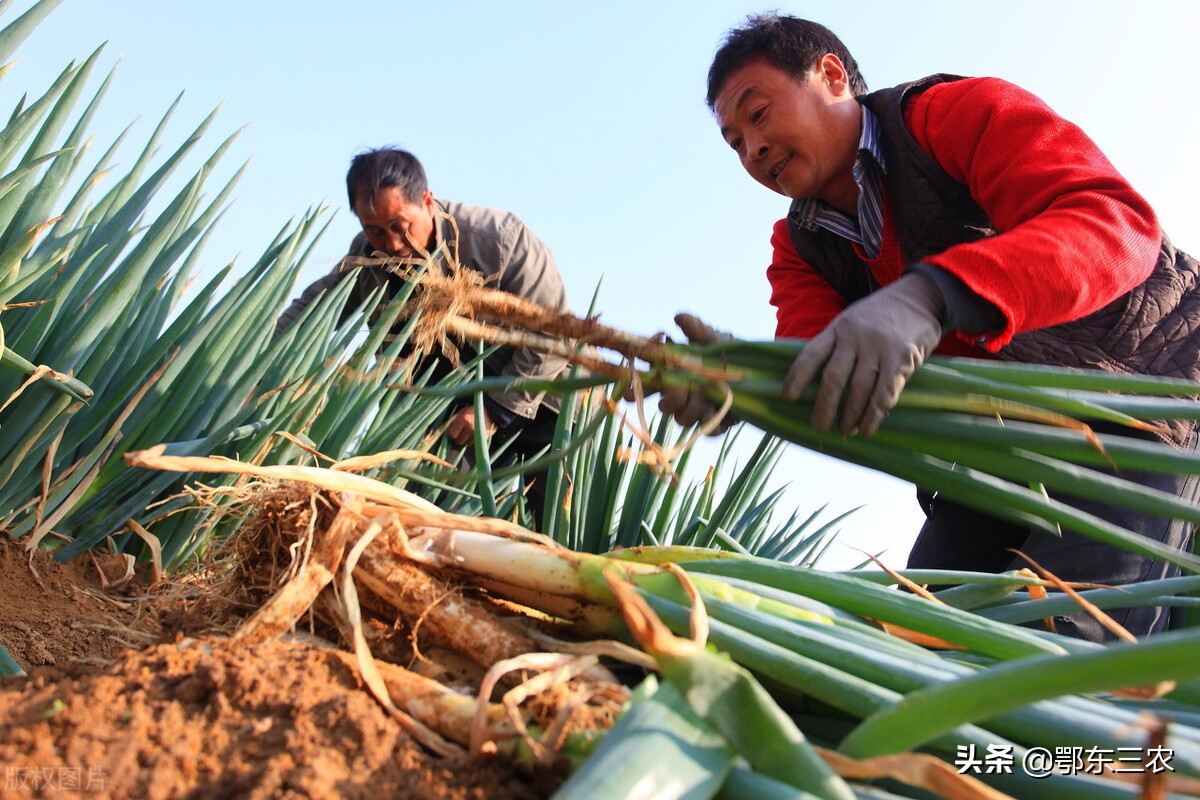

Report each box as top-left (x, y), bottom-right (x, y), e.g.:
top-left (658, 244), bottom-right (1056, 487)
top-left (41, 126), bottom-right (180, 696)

top-left (0, 538), bottom-right (146, 670)
top-left (0, 539), bottom-right (545, 799)
top-left (0, 637), bottom-right (540, 800)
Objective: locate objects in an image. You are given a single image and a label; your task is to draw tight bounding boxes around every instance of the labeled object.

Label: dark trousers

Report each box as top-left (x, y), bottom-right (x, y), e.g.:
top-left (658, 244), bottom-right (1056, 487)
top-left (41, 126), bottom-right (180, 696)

top-left (454, 403), bottom-right (560, 531)
top-left (495, 404), bottom-right (560, 529)
top-left (907, 427), bottom-right (1199, 643)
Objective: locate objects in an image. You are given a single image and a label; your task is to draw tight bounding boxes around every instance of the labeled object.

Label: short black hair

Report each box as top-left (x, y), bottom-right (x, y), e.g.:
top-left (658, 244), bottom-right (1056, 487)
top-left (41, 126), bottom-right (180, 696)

top-left (706, 13), bottom-right (868, 108)
top-left (345, 147), bottom-right (429, 211)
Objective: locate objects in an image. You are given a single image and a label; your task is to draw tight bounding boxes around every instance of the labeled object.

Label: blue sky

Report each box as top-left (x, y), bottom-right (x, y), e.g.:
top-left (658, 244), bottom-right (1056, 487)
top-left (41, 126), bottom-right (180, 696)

top-left (5, 1), bottom-right (1199, 567)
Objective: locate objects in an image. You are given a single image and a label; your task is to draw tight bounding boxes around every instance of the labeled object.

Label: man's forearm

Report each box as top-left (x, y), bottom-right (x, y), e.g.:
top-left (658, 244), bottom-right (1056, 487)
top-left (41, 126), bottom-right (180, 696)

top-left (910, 263), bottom-right (1005, 337)
top-left (275, 271), bottom-right (344, 335)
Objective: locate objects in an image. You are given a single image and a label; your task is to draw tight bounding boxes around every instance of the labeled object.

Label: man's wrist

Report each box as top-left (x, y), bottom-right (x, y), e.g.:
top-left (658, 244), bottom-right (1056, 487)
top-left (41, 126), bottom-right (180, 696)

top-left (908, 263), bottom-right (1004, 335)
top-left (482, 395), bottom-right (518, 428)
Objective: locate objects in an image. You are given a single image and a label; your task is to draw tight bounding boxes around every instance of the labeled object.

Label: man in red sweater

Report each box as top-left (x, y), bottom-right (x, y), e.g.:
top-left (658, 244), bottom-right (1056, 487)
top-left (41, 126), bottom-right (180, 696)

top-left (669, 13), bottom-right (1200, 642)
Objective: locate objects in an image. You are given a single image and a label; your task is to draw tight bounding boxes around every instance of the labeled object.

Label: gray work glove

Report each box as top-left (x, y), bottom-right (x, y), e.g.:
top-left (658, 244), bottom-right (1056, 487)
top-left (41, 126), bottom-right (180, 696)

top-left (782, 271), bottom-right (946, 437)
top-left (658, 313), bottom-right (738, 435)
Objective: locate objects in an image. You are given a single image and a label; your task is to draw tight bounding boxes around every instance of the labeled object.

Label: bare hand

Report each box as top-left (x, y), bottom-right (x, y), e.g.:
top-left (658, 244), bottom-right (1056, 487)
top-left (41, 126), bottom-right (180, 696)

top-left (446, 406), bottom-right (497, 446)
top-left (657, 313), bottom-right (738, 434)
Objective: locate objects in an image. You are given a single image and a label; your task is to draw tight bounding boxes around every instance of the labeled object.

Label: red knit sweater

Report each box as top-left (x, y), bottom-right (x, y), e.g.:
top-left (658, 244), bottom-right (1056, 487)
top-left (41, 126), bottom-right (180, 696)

top-left (767, 77), bottom-right (1162, 356)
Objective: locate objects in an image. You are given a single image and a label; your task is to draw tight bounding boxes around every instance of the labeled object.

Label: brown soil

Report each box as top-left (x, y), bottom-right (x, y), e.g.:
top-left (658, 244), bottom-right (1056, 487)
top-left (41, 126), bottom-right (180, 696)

top-left (0, 538), bottom-right (149, 670)
top-left (0, 638), bottom-right (539, 800)
top-left (0, 540), bottom-right (545, 800)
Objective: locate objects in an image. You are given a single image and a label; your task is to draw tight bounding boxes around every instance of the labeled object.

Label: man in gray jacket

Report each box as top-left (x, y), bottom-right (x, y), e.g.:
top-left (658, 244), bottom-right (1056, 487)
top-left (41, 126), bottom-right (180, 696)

top-left (278, 147), bottom-right (572, 523)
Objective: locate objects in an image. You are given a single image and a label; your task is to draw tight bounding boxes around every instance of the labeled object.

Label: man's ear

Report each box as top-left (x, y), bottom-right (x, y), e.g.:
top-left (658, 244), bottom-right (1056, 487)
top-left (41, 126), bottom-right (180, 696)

top-left (420, 189), bottom-right (435, 209)
top-left (817, 53), bottom-right (851, 95)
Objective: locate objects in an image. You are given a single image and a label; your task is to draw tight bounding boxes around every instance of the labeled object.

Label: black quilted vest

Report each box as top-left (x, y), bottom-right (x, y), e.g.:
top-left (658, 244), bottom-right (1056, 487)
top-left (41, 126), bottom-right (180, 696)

top-left (785, 75), bottom-right (1200, 445)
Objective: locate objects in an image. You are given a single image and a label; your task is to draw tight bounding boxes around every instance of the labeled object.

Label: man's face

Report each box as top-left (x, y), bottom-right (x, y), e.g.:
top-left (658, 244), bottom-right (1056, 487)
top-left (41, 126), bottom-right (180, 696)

top-left (354, 186), bottom-right (437, 258)
top-left (714, 56), bottom-right (860, 205)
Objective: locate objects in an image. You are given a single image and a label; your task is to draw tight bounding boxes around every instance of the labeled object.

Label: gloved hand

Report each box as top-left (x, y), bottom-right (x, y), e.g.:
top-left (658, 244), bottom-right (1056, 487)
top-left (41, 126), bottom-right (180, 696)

top-left (658, 313), bottom-right (738, 435)
top-left (782, 271), bottom-right (946, 436)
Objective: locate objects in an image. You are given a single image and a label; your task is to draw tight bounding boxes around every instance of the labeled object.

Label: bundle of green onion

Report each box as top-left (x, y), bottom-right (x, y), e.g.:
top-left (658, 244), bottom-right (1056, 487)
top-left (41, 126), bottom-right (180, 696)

top-left (125, 449), bottom-right (1200, 798)
top-left (434, 530), bottom-right (1200, 799)
top-left (656, 339), bottom-right (1200, 574)
top-left (403, 271), bottom-right (1200, 576)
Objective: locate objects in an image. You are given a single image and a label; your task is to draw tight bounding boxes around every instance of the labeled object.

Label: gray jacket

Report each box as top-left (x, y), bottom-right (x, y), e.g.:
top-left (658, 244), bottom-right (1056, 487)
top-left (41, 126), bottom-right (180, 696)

top-left (278, 199), bottom-right (571, 419)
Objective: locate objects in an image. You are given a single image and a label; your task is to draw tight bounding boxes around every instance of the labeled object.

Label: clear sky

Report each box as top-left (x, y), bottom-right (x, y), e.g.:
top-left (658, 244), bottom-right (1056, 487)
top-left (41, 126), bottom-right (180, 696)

top-left (5, 1), bottom-right (1199, 568)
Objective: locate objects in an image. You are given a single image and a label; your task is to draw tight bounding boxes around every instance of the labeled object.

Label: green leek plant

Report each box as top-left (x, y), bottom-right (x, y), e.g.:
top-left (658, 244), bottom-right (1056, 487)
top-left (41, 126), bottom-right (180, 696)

top-left (422, 532), bottom-right (1200, 798)
top-left (125, 430), bottom-right (1200, 799)
top-left (130, 441), bottom-right (1200, 799)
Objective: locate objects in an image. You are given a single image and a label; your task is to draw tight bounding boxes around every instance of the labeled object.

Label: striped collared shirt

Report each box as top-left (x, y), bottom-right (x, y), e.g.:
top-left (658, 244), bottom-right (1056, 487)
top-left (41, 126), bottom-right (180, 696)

top-left (788, 105), bottom-right (887, 259)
